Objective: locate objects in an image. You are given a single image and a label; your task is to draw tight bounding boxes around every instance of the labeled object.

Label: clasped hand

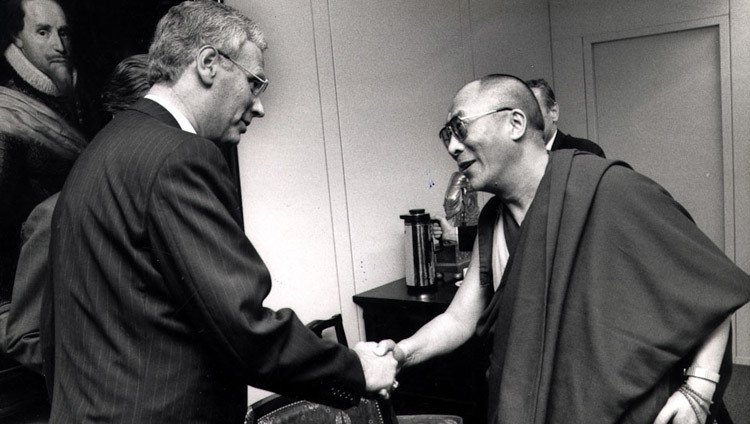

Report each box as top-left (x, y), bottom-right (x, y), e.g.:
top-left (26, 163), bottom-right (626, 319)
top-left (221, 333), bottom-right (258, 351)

top-left (353, 340), bottom-right (405, 399)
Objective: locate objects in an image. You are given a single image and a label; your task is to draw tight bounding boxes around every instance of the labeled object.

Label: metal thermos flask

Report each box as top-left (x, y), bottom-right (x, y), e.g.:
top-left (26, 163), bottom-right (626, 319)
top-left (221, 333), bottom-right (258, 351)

top-left (399, 209), bottom-right (436, 289)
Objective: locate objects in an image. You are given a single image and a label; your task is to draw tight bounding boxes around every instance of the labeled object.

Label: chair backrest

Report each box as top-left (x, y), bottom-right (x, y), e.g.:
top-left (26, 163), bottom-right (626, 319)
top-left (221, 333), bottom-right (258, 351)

top-left (245, 314), bottom-right (399, 424)
top-left (307, 314), bottom-right (348, 347)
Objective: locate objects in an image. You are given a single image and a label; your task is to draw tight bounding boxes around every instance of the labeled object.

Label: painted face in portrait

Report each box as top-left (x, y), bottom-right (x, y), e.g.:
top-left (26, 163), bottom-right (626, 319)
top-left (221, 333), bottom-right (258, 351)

top-left (14, 0), bottom-right (74, 95)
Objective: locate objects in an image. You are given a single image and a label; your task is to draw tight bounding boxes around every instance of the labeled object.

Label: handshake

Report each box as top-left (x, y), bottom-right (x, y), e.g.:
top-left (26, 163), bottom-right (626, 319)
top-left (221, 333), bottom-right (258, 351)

top-left (353, 339), bottom-right (405, 399)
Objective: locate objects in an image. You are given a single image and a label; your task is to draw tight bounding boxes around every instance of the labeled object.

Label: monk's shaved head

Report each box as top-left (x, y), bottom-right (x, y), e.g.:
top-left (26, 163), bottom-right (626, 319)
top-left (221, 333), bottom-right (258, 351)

top-left (477, 74), bottom-right (545, 133)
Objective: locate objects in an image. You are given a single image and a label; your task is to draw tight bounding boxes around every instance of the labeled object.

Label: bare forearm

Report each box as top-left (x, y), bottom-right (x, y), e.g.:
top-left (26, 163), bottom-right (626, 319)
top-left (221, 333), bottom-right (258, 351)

top-left (686, 316), bottom-right (731, 398)
top-left (397, 311), bottom-right (474, 368)
top-left (395, 241), bottom-right (486, 369)
top-left (654, 317), bottom-right (732, 423)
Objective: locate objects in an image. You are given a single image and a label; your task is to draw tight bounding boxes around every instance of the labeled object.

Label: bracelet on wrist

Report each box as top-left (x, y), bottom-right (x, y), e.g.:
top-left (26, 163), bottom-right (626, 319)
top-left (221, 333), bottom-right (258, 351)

top-left (684, 366), bottom-right (720, 384)
top-left (678, 384), bottom-right (710, 420)
top-left (682, 382), bottom-right (714, 406)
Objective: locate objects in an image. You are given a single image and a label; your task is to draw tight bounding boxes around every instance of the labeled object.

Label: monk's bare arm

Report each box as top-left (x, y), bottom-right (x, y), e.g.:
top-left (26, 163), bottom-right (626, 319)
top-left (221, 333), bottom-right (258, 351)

top-left (654, 317), bottom-right (731, 424)
top-left (685, 316), bottom-right (731, 398)
top-left (394, 241), bottom-right (488, 368)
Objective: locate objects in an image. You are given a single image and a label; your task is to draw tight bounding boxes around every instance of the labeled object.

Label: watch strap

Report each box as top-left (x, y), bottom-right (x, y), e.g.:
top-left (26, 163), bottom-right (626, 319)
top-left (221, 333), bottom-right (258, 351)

top-left (684, 366), bottom-right (721, 384)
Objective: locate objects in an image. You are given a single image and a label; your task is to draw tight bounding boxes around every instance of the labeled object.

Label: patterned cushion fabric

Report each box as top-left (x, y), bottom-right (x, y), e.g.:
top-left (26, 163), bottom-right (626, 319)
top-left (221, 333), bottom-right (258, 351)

top-left (249, 398), bottom-right (387, 424)
top-left (396, 415), bottom-right (463, 424)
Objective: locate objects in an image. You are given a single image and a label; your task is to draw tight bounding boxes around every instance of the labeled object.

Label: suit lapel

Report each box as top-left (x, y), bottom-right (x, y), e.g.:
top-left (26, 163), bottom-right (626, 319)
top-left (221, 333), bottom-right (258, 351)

top-left (551, 131), bottom-right (568, 151)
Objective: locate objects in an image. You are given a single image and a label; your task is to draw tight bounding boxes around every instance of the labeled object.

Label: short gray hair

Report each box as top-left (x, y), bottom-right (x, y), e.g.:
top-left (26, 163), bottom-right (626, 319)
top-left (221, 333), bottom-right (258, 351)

top-left (147, 0), bottom-right (267, 85)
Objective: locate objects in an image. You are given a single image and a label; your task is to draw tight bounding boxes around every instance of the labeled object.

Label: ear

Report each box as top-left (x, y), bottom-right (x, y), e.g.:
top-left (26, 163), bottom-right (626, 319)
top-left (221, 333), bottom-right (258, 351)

top-left (13, 36), bottom-right (23, 49)
top-left (195, 46), bottom-right (219, 86)
top-left (549, 102), bottom-right (560, 123)
top-left (508, 109), bottom-right (528, 142)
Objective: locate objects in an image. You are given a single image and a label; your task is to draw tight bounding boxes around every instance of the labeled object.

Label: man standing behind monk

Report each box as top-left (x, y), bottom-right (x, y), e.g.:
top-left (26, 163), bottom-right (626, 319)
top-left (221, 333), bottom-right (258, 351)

top-left (379, 74), bottom-right (750, 423)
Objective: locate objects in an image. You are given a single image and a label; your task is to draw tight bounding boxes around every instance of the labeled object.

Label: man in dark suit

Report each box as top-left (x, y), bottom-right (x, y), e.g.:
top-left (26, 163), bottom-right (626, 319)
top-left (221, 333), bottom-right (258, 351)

top-left (525, 78), bottom-right (605, 157)
top-left (45, 2), bottom-right (397, 422)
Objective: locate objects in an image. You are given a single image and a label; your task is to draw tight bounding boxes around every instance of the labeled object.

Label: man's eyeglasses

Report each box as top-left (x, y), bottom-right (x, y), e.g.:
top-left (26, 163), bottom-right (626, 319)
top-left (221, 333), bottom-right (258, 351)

top-left (439, 107), bottom-right (513, 147)
top-left (214, 48), bottom-right (268, 97)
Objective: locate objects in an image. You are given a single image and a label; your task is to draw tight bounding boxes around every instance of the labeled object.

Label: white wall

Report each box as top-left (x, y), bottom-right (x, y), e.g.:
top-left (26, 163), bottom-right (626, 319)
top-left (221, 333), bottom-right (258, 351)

top-left (234, 1), bottom-right (340, 329)
top-left (326, 0), bottom-right (466, 294)
top-left (729, 0), bottom-right (750, 365)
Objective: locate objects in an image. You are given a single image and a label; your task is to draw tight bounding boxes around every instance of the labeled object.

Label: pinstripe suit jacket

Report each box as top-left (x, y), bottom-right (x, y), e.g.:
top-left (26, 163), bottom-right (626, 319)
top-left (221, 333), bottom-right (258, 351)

top-left (46, 99), bottom-right (365, 423)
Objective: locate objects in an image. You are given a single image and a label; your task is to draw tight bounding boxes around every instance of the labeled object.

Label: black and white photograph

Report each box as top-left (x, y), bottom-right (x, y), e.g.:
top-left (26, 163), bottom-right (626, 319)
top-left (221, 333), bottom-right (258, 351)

top-left (2, 1), bottom-right (750, 423)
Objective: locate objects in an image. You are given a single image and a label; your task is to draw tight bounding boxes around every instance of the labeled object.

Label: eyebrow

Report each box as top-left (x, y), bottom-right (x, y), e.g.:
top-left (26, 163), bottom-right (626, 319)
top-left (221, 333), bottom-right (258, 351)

top-left (33, 24), bottom-right (70, 32)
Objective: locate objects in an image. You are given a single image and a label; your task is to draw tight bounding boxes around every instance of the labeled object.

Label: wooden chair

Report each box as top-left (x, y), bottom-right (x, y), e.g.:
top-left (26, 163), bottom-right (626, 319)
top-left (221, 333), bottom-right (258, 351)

top-left (244, 314), bottom-right (462, 424)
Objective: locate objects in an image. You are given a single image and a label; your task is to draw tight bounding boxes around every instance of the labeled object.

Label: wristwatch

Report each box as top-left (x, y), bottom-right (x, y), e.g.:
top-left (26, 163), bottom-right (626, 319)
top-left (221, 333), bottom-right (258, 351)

top-left (684, 366), bottom-right (721, 384)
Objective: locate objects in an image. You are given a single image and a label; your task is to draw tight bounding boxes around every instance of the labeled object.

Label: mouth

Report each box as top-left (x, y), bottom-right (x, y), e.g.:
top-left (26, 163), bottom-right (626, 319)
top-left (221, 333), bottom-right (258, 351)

top-left (458, 160), bottom-right (475, 172)
top-left (49, 56), bottom-right (71, 64)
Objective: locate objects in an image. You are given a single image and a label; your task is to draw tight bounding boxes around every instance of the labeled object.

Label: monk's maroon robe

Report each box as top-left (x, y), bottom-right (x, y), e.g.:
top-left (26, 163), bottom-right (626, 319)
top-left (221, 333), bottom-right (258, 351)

top-left (475, 149), bottom-right (750, 423)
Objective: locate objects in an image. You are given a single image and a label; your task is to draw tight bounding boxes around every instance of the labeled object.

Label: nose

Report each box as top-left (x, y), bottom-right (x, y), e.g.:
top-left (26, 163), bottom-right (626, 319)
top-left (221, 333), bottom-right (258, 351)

top-left (52, 31), bottom-right (68, 54)
top-left (250, 97), bottom-right (264, 118)
top-left (446, 136), bottom-right (464, 158)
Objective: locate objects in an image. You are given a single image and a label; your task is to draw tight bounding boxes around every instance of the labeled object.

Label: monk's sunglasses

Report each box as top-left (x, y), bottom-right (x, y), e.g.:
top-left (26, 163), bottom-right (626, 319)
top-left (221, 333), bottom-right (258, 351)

top-left (439, 107), bottom-right (513, 147)
top-left (214, 48), bottom-right (268, 97)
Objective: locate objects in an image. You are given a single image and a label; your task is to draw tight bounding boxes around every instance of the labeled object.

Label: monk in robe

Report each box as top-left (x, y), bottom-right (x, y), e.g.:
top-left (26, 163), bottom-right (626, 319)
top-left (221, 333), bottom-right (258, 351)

top-left (379, 74), bottom-right (750, 424)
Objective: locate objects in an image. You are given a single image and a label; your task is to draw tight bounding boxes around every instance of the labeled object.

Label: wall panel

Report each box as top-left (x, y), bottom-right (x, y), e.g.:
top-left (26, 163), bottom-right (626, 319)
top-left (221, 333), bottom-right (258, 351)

top-left (470, 0), bottom-right (553, 80)
top-left (328, 0), bottom-right (463, 294)
top-left (229, 1), bottom-right (342, 337)
top-left (550, 0), bottom-right (727, 41)
top-left (730, 0), bottom-right (750, 365)
top-left (589, 25), bottom-right (725, 247)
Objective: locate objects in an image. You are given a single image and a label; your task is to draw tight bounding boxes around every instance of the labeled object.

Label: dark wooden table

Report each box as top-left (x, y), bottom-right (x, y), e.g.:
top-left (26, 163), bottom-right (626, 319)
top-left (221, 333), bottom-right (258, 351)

top-left (353, 278), bottom-right (487, 424)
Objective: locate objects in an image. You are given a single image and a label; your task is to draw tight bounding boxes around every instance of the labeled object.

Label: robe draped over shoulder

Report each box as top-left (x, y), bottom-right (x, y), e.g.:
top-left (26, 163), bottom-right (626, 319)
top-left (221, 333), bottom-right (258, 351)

top-left (475, 149), bottom-right (750, 423)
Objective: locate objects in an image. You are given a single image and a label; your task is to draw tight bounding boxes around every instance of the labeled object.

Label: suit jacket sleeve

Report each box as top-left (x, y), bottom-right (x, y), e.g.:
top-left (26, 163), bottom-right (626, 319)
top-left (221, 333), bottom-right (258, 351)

top-left (146, 140), bottom-right (365, 407)
top-left (2, 193), bottom-right (58, 374)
